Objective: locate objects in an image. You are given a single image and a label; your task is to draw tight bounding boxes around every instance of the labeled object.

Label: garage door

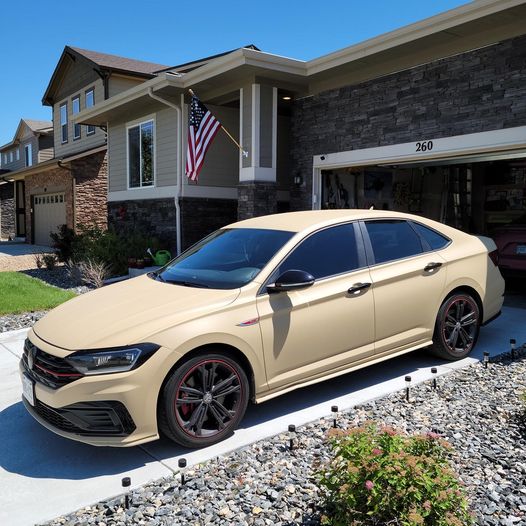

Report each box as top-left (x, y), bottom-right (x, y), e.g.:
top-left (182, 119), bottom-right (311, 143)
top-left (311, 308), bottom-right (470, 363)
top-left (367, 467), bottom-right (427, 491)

top-left (34, 193), bottom-right (66, 246)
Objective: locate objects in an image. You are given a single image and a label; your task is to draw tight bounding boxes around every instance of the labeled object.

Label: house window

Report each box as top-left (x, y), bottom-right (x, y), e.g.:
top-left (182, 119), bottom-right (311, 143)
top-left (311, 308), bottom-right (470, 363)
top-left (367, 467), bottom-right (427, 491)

top-left (9, 151), bottom-right (13, 163)
top-left (16, 148), bottom-right (20, 161)
top-left (127, 120), bottom-right (154, 188)
top-left (60, 103), bottom-right (68, 143)
top-left (85, 88), bottom-right (95, 135)
top-left (72, 96), bottom-right (81, 140)
top-left (25, 143), bottom-right (33, 167)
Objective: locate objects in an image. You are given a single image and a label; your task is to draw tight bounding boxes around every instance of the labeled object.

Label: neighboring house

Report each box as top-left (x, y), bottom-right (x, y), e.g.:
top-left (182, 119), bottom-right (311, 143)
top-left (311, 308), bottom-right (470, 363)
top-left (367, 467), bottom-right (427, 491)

top-left (76, 0), bottom-right (526, 254)
top-left (2, 46), bottom-right (170, 245)
top-left (0, 119), bottom-right (53, 240)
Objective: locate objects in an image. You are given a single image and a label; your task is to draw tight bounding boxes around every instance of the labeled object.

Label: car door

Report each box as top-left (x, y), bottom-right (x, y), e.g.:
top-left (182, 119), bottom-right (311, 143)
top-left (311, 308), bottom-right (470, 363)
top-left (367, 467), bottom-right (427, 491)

top-left (361, 219), bottom-right (447, 354)
top-left (256, 222), bottom-right (375, 391)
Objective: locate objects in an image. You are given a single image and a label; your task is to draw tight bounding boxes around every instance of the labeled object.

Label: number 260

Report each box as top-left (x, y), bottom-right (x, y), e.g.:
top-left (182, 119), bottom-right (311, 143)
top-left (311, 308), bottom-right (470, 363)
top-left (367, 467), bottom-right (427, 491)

top-left (416, 141), bottom-right (433, 152)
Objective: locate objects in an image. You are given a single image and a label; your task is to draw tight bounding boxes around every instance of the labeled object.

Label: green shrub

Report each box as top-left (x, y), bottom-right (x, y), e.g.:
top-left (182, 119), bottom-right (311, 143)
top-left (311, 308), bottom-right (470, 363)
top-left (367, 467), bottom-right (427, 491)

top-left (50, 223), bottom-right (163, 277)
top-left (318, 422), bottom-right (473, 526)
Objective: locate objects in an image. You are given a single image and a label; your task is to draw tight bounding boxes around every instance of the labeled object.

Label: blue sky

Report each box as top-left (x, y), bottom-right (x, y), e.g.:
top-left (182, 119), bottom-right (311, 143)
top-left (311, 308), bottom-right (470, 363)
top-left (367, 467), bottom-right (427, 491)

top-left (0, 0), bottom-right (467, 146)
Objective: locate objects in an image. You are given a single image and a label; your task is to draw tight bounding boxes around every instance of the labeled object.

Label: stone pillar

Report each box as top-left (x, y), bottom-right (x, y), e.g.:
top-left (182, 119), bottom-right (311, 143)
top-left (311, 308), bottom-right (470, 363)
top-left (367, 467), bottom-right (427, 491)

top-left (238, 83), bottom-right (278, 220)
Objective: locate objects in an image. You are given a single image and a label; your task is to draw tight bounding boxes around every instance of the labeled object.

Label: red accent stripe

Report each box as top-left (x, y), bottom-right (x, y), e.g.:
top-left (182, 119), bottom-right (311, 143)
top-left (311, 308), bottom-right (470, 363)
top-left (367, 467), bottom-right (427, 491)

top-left (34, 363), bottom-right (83, 378)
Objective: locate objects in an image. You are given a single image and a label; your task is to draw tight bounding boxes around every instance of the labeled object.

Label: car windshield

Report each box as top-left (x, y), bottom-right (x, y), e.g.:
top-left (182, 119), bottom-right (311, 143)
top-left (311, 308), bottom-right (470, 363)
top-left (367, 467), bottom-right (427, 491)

top-left (153, 228), bottom-right (294, 289)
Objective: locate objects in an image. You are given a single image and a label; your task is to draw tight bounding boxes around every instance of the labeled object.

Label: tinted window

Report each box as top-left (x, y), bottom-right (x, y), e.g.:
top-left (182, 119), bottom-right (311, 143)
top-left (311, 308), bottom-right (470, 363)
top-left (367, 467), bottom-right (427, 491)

top-left (157, 228), bottom-right (294, 289)
top-left (275, 223), bottom-right (359, 280)
top-left (412, 222), bottom-right (450, 250)
top-left (366, 220), bottom-right (423, 264)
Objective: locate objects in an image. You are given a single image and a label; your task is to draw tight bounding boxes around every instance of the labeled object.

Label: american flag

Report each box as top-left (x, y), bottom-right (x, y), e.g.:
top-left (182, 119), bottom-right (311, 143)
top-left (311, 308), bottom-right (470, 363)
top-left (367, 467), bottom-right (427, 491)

top-left (185, 95), bottom-right (221, 182)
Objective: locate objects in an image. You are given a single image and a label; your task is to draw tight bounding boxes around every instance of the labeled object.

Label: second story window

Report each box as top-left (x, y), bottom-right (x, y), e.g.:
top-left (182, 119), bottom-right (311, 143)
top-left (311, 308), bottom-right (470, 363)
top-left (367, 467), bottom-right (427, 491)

top-left (16, 148), bottom-right (20, 161)
top-left (9, 151), bottom-right (13, 163)
top-left (72, 96), bottom-right (81, 140)
top-left (85, 88), bottom-right (95, 135)
top-left (60, 103), bottom-right (68, 143)
top-left (24, 143), bottom-right (32, 167)
top-left (127, 120), bottom-right (154, 188)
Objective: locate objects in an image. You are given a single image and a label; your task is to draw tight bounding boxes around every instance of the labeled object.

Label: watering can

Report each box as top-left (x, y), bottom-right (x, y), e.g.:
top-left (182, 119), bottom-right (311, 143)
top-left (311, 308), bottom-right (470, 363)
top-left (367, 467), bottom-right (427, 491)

top-left (152, 250), bottom-right (172, 266)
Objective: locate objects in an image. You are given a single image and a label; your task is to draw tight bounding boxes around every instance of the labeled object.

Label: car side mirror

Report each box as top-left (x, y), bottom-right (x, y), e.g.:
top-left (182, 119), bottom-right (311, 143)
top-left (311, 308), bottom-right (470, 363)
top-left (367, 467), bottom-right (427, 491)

top-left (267, 269), bottom-right (315, 293)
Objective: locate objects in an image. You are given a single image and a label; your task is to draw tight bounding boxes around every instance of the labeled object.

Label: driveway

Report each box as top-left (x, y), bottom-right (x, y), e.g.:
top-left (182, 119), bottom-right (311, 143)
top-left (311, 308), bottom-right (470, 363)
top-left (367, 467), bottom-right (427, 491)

top-left (0, 242), bottom-right (52, 272)
top-left (0, 307), bottom-right (525, 526)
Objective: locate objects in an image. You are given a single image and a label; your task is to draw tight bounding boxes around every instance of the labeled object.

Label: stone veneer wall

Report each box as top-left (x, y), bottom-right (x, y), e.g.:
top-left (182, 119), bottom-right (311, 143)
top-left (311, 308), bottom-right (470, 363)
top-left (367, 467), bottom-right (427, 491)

top-left (0, 182), bottom-right (15, 239)
top-left (24, 167), bottom-right (73, 243)
top-left (238, 182), bottom-right (277, 221)
top-left (108, 198), bottom-right (178, 253)
top-left (290, 34), bottom-right (526, 210)
top-left (180, 197), bottom-right (238, 250)
top-left (72, 150), bottom-right (108, 230)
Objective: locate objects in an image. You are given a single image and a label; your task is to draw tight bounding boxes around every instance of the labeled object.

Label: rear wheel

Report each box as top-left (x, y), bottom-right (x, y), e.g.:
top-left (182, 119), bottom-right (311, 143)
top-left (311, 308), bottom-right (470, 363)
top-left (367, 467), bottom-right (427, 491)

top-left (431, 293), bottom-right (480, 360)
top-left (159, 353), bottom-right (249, 448)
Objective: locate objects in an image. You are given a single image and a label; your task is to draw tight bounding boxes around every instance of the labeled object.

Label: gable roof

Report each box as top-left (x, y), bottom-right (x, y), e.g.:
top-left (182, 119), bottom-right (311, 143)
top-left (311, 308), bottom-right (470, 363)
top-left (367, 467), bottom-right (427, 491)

top-left (0, 118), bottom-right (53, 151)
top-left (42, 46), bottom-right (171, 105)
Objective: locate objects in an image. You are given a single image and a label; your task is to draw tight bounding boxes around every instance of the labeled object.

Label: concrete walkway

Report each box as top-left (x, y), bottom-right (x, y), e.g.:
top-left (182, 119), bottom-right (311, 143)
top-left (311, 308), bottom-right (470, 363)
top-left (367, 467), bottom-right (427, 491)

top-left (1, 307), bottom-right (525, 526)
top-left (0, 242), bottom-right (52, 257)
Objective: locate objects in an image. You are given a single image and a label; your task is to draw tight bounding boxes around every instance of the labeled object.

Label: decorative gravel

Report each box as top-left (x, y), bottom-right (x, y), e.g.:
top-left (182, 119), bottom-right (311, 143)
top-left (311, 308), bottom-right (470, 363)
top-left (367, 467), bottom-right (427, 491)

top-left (0, 268), bottom-right (90, 333)
top-left (40, 347), bottom-right (526, 526)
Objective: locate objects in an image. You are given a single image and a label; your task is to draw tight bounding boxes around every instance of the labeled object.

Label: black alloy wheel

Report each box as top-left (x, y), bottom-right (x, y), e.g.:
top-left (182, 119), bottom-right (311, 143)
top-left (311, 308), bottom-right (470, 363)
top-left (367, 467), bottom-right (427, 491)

top-left (159, 353), bottom-right (249, 448)
top-left (431, 293), bottom-right (480, 360)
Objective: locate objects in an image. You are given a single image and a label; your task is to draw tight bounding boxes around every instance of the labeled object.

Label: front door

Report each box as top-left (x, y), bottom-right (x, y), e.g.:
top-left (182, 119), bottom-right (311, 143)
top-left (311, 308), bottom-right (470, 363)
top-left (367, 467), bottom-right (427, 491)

top-left (256, 222), bottom-right (375, 391)
top-left (15, 180), bottom-right (25, 237)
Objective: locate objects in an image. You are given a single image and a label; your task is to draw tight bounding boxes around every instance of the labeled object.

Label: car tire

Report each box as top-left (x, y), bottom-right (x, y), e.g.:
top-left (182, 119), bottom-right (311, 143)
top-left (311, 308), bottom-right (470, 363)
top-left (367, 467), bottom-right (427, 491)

top-left (430, 292), bottom-right (481, 360)
top-left (159, 353), bottom-right (249, 448)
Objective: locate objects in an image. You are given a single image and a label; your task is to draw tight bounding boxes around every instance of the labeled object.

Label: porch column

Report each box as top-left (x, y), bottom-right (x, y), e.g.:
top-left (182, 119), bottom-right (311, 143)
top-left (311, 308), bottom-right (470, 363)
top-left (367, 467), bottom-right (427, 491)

top-left (238, 83), bottom-right (278, 220)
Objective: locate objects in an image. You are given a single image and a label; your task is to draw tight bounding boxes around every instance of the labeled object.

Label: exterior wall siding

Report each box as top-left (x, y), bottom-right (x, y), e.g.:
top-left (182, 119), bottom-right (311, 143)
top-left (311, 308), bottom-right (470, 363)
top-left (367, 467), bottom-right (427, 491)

top-left (53, 76), bottom-right (106, 159)
top-left (72, 150), bottom-right (108, 231)
top-left (108, 75), bottom-right (144, 98)
top-left (290, 34), bottom-right (526, 210)
top-left (0, 182), bottom-right (15, 239)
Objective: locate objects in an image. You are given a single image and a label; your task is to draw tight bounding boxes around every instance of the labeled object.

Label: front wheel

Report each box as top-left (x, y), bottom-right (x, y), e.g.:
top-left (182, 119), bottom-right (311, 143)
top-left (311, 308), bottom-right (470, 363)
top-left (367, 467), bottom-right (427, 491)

top-left (431, 293), bottom-right (481, 360)
top-left (159, 354), bottom-right (249, 448)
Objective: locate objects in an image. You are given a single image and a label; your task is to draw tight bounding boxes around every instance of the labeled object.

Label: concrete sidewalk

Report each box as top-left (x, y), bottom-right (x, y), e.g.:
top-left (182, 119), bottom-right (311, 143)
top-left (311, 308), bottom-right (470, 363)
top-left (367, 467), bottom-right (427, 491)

top-left (1, 307), bottom-right (525, 526)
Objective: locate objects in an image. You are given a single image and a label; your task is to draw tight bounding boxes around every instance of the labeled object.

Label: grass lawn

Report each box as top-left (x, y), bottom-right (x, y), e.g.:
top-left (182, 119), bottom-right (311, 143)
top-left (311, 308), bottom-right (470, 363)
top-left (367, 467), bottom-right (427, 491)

top-left (0, 272), bottom-right (76, 315)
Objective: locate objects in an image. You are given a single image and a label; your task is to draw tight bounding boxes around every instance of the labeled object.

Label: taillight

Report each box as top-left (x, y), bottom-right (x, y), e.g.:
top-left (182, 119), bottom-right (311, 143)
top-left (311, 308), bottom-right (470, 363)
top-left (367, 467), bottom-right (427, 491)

top-left (488, 249), bottom-right (499, 266)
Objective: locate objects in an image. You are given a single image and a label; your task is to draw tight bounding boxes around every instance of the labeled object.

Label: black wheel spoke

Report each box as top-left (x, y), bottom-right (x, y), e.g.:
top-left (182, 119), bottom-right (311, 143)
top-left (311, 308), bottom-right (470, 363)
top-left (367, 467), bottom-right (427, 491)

top-left (208, 403), bottom-right (227, 429)
top-left (212, 399), bottom-right (235, 421)
top-left (212, 374), bottom-right (237, 395)
top-left (199, 365), bottom-right (209, 392)
top-left (187, 403), bottom-right (207, 434)
top-left (179, 385), bottom-right (203, 397)
top-left (215, 383), bottom-right (241, 398)
top-left (449, 328), bottom-right (460, 348)
top-left (207, 362), bottom-right (217, 391)
top-left (176, 396), bottom-right (201, 404)
top-left (443, 298), bottom-right (478, 353)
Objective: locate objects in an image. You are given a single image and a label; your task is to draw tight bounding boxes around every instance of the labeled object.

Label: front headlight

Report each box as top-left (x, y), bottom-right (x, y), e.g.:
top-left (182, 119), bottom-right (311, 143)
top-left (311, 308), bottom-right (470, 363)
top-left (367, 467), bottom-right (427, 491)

top-left (65, 343), bottom-right (160, 376)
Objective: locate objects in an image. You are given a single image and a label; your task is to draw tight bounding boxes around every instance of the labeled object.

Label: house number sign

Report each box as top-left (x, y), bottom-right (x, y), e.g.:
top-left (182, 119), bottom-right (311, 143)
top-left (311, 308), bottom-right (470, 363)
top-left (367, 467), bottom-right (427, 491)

top-left (415, 140), bottom-right (434, 152)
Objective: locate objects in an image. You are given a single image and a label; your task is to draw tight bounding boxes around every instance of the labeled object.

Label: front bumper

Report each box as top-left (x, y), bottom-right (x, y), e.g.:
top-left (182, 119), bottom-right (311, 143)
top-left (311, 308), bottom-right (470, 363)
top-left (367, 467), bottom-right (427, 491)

top-left (20, 329), bottom-right (181, 447)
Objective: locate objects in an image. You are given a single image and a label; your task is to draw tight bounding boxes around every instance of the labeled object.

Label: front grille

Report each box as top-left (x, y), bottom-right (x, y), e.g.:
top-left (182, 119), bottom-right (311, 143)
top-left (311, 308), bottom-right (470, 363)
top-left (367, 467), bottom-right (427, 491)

top-left (28, 399), bottom-right (136, 437)
top-left (22, 339), bottom-right (82, 389)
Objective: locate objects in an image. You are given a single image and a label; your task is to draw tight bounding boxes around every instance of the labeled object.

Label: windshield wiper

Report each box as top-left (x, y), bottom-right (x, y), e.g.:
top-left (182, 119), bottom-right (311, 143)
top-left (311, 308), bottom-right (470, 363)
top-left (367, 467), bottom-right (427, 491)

top-left (165, 279), bottom-right (210, 288)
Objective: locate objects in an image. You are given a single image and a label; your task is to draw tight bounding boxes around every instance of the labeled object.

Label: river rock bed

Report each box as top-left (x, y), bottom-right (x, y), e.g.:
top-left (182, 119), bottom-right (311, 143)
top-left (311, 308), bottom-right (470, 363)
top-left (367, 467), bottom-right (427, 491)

top-left (41, 349), bottom-right (526, 526)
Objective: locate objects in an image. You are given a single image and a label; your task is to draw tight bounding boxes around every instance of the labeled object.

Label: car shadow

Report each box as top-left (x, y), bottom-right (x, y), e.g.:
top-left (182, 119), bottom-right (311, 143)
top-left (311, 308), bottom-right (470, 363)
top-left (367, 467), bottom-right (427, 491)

top-left (0, 401), bottom-right (152, 480)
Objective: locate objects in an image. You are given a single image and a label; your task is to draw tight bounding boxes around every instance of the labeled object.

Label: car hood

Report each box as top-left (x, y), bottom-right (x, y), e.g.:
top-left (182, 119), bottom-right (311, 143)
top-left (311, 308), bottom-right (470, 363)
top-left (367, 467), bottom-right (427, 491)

top-left (33, 274), bottom-right (240, 351)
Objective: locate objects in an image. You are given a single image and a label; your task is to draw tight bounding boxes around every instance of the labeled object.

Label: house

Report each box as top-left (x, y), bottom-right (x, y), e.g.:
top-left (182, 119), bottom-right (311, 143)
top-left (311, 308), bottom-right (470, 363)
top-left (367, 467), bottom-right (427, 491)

top-left (76, 0), bottom-right (526, 254)
top-left (2, 46), bottom-right (170, 245)
top-left (0, 119), bottom-right (53, 240)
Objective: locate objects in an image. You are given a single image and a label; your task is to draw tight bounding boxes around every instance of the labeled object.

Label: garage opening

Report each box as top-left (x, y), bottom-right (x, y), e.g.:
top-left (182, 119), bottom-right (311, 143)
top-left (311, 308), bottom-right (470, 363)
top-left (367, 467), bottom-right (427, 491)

top-left (320, 153), bottom-right (526, 307)
top-left (33, 193), bottom-right (66, 246)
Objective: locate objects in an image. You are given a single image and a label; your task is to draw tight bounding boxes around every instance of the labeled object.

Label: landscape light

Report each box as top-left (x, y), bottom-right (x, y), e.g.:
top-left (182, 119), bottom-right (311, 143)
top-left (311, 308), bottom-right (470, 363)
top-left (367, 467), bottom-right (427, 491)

top-left (178, 458), bottom-right (187, 486)
top-left (431, 367), bottom-right (438, 390)
top-left (510, 339), bottom-right (516, 360)
top-left (121, 477), bottom-right (131, 509)
top-left (288, 424), bottom-right (296, 450)
top-left (405, 376), bottom-right (412, 402)
top-left (331, 405), bottom-right (339, 428)
top-left (483, 352), bottom-right (490, 369)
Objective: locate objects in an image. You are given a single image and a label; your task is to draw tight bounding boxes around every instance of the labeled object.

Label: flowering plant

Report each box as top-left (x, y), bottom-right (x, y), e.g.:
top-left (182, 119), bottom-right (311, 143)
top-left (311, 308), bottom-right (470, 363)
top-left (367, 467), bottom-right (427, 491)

top-left (317, 422), bottom-right (473, 525)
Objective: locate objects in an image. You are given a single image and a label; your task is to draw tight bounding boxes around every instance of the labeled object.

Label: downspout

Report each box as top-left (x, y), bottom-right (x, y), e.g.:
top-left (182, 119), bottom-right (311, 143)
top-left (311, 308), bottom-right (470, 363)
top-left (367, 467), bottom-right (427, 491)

top-left (147, 87), bottom-right (183, 255)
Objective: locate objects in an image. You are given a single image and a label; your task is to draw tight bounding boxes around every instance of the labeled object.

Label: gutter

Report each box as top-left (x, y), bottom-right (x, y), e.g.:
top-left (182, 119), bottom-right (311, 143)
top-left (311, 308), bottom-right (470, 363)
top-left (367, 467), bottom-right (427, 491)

top-left (147, 87), bottom-right (183, 255)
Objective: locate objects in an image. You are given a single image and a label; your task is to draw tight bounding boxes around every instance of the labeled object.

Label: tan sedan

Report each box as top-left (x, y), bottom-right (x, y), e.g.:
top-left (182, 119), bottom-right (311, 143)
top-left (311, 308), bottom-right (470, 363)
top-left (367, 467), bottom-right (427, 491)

top-left (20, 210), bottom-right (504, 448)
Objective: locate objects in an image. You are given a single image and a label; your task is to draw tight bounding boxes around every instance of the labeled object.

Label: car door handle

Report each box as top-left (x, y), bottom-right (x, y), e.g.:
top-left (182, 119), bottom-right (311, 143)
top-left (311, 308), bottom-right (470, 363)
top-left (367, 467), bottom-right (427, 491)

top-left (348, 282), bottom-right (371, 294)
top-left (424, 262), bottom-right (443, 272)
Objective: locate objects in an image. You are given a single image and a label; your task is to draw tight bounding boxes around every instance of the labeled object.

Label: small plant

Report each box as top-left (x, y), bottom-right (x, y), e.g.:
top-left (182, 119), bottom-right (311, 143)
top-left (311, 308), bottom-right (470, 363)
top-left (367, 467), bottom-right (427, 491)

top-left (78, 259), bottom-right (111, 288)
top-left (42, 253), bottom-right (57, 271)
top-left (318, 422), bottom-right (473, 526)
top-left (50, 225), bottom-right (76, 262)
top-left (33, 253), bottom-right (44, 269)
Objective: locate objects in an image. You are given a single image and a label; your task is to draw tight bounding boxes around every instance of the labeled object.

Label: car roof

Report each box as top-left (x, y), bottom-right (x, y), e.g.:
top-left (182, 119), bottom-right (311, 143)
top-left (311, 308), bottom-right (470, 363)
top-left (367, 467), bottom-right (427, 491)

top-left (227, 209), bottom-right (424, 233)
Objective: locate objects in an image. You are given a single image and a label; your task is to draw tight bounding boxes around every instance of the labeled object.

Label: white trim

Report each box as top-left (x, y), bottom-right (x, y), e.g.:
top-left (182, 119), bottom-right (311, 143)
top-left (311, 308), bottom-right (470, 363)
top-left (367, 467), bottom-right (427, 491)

top-left (24, 143), bottom-right (33, 167)
top-left (252, 83), bottom-right (259, 167)
top-left (311, 125), bottom-right (526, 209)
top-left (72, 95), bottom-right (81, 140)
top-left (85, 88), bottom-right (96, 135)
top-left (183, 185), bottom-right (237, 199)
top-left (108, 186), bottom-right (177, 201)
top-left (239, 167), bottom-right (276, 182)
top-left (59, 102), bottom-right (68, 143)
top-left (126, 115), bottom-right (156, 190)
top-left (239, 87), bottom-right (243, 176)
top-left (272, 87), bottom-right (277, 170)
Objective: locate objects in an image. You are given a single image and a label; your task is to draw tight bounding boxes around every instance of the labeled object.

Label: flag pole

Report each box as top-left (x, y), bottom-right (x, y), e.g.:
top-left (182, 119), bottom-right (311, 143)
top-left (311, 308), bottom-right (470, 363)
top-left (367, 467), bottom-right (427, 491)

top-left (188, 89), bottom-right (248, 157)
